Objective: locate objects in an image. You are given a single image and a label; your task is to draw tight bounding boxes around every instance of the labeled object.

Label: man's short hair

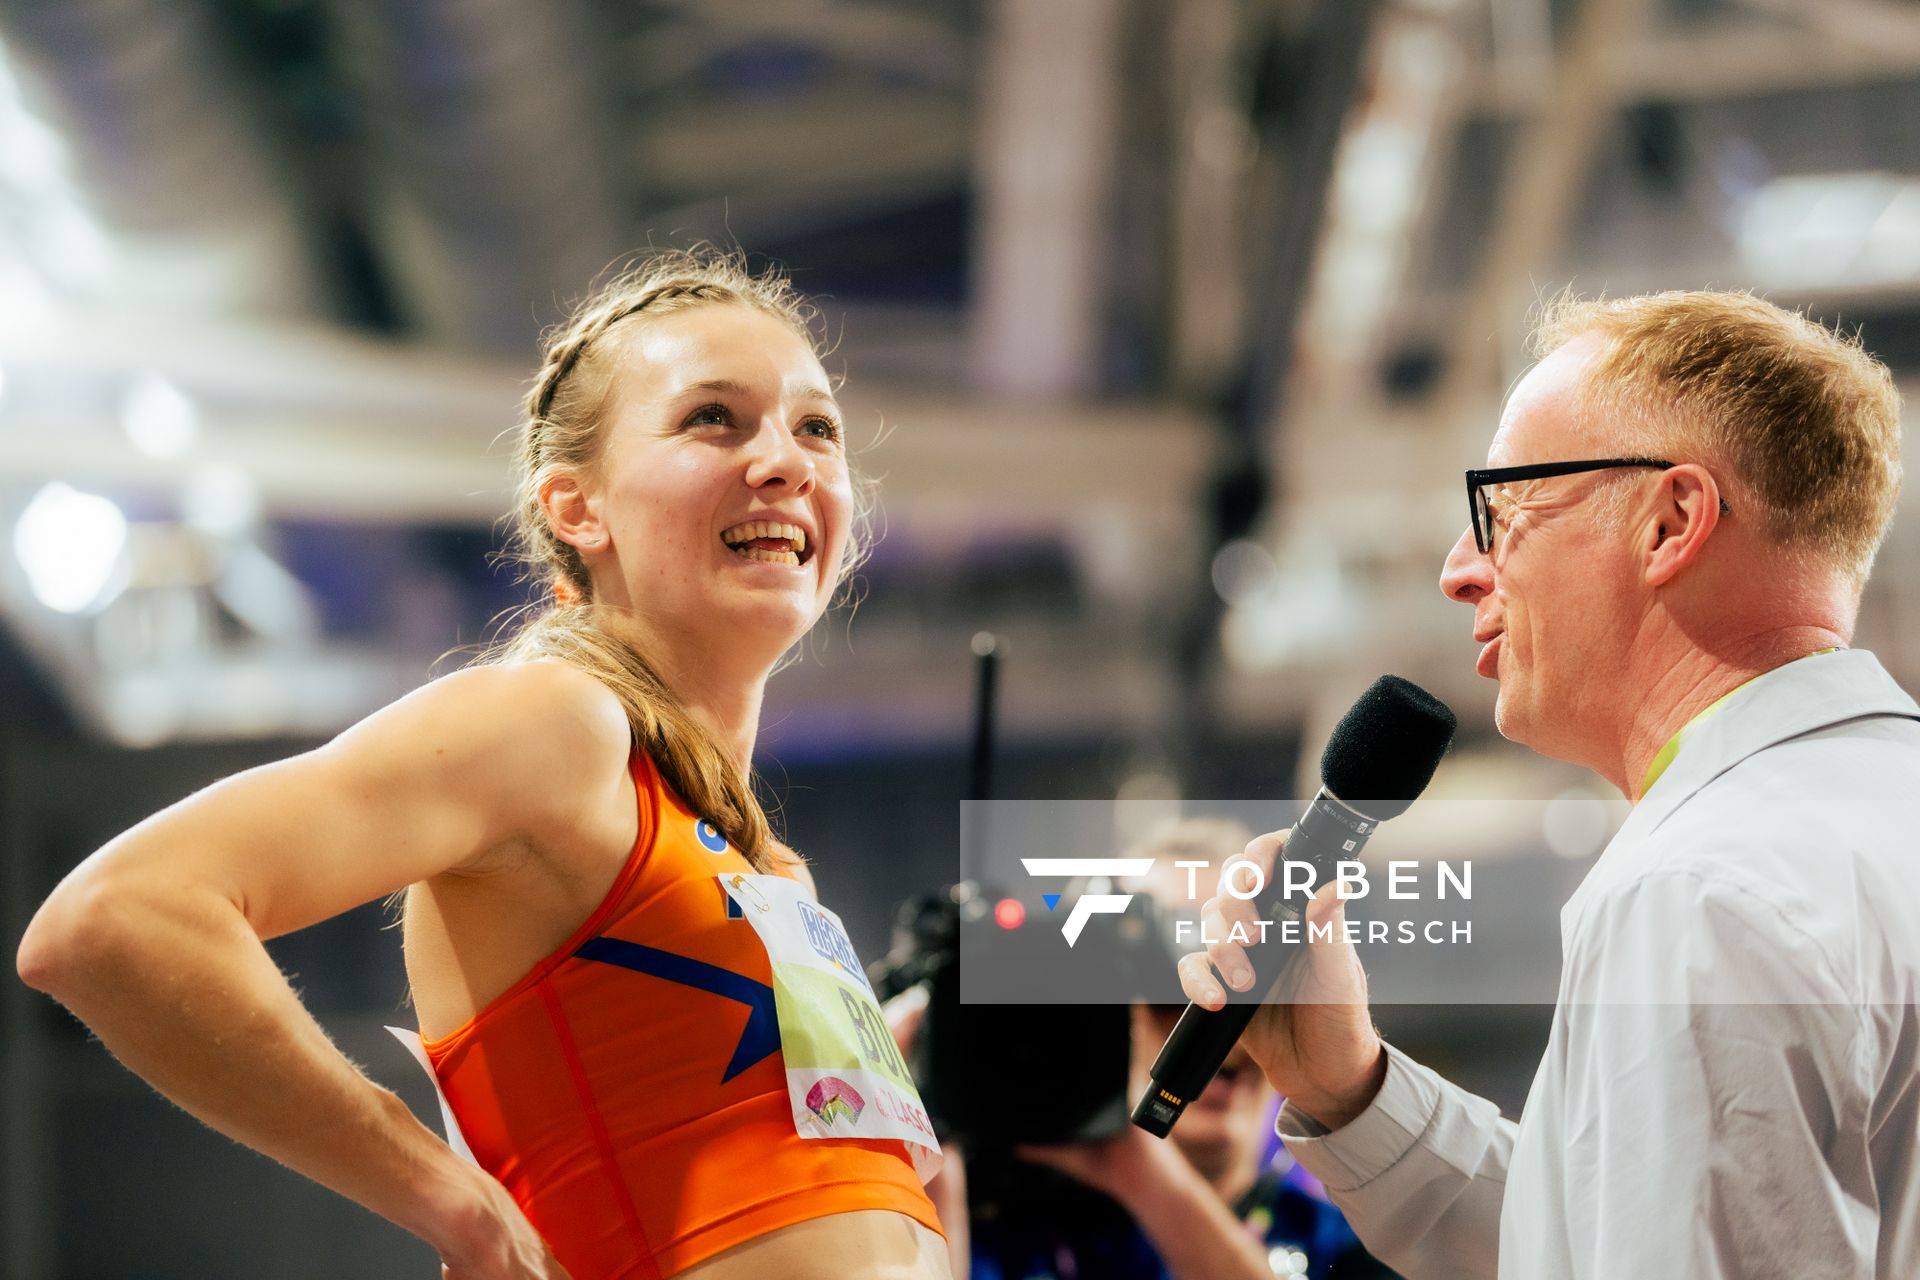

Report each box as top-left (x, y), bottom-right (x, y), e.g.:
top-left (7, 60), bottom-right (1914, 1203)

top-left (1531, 290), bottom-right (1903, 587)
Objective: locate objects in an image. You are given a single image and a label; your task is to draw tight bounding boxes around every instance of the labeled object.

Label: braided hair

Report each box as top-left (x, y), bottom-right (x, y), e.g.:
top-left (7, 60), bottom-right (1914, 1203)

top-left (486, 248), bottom-right (838, 872)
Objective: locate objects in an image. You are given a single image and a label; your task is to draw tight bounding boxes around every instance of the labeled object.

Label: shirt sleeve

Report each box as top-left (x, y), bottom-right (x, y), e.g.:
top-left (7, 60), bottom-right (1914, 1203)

top-left (1275, 1043), bottom-right (1513, 1279)
top-left (1551, 865), bottom-right (1874, 1279)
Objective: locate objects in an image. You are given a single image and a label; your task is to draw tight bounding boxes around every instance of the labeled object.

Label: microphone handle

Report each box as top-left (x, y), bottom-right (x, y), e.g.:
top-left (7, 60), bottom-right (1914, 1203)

top-left (1132, 789), bottom-right (1380, 1137)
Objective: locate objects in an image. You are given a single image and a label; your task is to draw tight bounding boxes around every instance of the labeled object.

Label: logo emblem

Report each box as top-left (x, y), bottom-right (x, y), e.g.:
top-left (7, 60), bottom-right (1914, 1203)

top-left (695, 819), bottom-right (728, 853)
top-left (805, 1076), bottom-right (866, 1126)
top-left (1019, 858), bottom-right (1156, 946)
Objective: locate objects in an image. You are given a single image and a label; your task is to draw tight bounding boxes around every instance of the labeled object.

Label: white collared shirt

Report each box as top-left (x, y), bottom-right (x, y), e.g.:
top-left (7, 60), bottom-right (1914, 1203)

top-left (1275, 649), bottom-right (1920, 1278)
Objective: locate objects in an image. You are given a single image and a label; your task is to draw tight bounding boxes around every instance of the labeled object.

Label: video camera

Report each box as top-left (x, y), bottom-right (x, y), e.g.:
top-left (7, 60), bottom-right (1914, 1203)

top-left (869, 876), bottom-right (1188, 1147)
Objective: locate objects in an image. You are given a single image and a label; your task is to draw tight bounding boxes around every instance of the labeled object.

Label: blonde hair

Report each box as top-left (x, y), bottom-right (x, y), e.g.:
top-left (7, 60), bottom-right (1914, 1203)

top-left (1531, 289), bottom-right (1903, 586)
top-left (485, 247), bottom-right (859, 873)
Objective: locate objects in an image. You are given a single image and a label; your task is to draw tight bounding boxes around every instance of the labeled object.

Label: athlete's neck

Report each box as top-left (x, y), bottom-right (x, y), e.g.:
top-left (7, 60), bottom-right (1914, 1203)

top-left (601, 612), bottom-right (769, 771)
top-left (660, 657), bottom-right (765, 771)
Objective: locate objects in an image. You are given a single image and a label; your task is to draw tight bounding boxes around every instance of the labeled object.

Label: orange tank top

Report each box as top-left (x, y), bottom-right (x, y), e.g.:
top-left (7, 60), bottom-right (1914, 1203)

top-left (422, 750), bottom-right (942, 1278)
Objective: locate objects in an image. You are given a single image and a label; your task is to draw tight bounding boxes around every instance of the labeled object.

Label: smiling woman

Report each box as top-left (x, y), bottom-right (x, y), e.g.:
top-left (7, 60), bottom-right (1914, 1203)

top-left (488, 249), bottom-right (869, 876)
top-left (16, 248), bottom-right (951, 1280)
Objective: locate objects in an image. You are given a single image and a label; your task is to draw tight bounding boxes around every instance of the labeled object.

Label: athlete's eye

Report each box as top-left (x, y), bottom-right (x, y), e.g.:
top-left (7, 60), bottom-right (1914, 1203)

top-left (685, 403), bottom-right (733, 427)
top-left (801, 416), bottom-right (843, 444)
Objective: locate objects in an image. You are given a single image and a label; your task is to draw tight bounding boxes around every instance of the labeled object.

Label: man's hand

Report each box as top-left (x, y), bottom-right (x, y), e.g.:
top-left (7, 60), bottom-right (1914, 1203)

top-left (1175, 829), bottom-right (1387, 1130)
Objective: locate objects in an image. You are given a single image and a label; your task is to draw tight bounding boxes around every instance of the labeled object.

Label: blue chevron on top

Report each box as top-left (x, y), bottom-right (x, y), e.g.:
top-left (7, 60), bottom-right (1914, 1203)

top-left (574, 937), bottom-right (779, 1083)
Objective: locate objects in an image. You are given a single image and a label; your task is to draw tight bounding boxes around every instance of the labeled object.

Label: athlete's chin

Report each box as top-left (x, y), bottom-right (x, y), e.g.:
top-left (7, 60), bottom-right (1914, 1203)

top-left (717, 592), bottom-right (819, 652)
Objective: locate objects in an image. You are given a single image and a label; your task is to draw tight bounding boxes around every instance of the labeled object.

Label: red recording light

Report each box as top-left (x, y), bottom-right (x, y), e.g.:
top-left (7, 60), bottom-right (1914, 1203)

top-left (993, 898), bottom-right (1026, 930)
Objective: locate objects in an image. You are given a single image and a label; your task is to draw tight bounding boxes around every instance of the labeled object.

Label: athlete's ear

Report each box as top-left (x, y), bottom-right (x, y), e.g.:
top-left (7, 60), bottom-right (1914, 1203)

top-left (539, 470), bottom-right (608, 553)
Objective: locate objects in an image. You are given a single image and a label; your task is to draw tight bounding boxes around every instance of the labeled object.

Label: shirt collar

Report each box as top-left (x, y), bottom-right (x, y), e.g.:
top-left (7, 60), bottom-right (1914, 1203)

top-left (1634, 648), bottom-right (1838, 799)
top-left (1562, 648), bottom-right (1918, 937)
top-left (1623, 648), bottom-right (1918, 839)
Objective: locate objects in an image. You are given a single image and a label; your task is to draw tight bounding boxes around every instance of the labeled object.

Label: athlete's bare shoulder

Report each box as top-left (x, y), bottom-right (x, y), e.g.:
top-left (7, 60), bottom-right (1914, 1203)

top-left (439, 657), bottom-right (631, 760)
top-left (383, 658), bottom-right (634, 862)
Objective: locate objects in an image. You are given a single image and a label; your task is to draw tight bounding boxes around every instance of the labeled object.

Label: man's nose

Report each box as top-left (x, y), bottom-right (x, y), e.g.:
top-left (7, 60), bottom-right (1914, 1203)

top-left (1439, 525), bottom-right (1491, 603)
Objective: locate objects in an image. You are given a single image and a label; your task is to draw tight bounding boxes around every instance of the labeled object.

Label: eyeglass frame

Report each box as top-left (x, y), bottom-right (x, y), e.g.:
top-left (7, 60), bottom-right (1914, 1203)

top-left (1464, 457), bottom-right (1730, 555)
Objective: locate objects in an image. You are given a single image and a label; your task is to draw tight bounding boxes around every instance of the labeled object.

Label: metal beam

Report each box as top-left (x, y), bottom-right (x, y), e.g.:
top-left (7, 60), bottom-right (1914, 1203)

top-left (967, 0), bottom-right (1126, 397)
top-left (1470, 19), bottom-right (1920, 114)
top-left (1439, 0), bottom-right (1659, 407)
top-left (627, 92), bottom-right (970, 201)
top-left (1732, 0), bottom-right (1920, 61)
top-left (0, 0), bottom-right (321, 318)
top-left (327, 0), bottom-right (627, 351)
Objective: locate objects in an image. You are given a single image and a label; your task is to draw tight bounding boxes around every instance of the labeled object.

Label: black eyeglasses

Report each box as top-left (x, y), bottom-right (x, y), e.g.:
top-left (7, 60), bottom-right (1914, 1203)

top-left (1465, 457), bottom-right (1727, 554)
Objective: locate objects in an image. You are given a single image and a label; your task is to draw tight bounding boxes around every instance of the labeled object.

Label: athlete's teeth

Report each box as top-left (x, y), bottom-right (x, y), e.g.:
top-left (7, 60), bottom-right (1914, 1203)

top-left (721, 521), bottom-right (808, 557)
top-left (730, 543), bottom-right (800, 565)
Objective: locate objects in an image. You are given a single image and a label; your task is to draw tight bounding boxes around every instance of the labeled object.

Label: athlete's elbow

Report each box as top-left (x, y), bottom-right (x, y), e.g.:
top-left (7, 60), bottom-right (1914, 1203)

top-left (17, 870), bottom-right (162, 999)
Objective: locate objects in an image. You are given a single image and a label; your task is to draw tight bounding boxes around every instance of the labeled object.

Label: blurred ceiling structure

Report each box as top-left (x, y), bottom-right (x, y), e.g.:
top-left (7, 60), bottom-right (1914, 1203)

top-left (1, 0), bottom-right (1917, 782)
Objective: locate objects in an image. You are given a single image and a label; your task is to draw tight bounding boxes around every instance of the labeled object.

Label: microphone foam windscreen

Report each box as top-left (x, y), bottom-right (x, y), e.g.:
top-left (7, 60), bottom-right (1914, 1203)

top-left (1320, 675), bottom-right (1458, 820)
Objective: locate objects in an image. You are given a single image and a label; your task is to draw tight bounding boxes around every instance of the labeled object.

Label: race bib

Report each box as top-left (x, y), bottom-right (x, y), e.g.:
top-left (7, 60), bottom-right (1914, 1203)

top-left (719, 872), bottom-right (944, 1182)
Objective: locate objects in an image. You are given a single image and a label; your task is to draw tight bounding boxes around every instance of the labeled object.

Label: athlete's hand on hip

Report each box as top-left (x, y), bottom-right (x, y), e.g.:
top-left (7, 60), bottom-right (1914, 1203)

top-left (432, 1168), bottom-right (573, 1280)
top-left (1174, 827), bottom-right (1387, 1131)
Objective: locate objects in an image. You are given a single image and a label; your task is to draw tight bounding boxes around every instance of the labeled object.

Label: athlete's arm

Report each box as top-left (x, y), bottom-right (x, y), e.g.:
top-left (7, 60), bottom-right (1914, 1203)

top-left (15, 658), bottom-right (630, 1278)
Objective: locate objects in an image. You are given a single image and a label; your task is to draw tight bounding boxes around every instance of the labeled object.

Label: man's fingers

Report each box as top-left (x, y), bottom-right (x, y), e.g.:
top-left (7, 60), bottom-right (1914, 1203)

top-left (1198, 830), bottom-right (1293, 992)
top-left (1200, 893), bottom-right (1260, 990)
top-left (1177, 950), bottom-right (1227, 1009)
top-left (1238, 827), bottom-right (1291, 879)
top-left (1304, 878), bottom-right (1345, 927)
top-left (1292, 880), bottom-right (1372, 1007)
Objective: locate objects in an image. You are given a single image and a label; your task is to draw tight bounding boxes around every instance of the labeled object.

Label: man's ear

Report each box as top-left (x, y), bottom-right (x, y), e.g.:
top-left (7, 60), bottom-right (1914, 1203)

top-left (537, 470), bottom-right (607, 553)
top-left (1643, 463), bottom-right (1720, 588)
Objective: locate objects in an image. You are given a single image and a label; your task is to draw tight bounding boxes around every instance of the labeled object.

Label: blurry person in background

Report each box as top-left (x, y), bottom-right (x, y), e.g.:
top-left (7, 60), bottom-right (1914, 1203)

top-left (973, 820), bottom-right (1393, 1280)
top-left (1184, 291), bottom-right (1918, 1279)
top-left (17, 248), bottom-right (956, 1280)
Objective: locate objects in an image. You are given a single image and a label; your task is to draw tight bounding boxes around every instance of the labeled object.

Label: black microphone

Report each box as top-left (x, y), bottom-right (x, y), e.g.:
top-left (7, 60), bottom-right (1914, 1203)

top-left (1131, 675), bottom-right (1457, 1138)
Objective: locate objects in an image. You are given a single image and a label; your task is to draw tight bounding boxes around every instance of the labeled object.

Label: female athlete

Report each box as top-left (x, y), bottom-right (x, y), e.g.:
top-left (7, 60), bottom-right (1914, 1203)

top-left (18, 249), bottom-right (952, 1280)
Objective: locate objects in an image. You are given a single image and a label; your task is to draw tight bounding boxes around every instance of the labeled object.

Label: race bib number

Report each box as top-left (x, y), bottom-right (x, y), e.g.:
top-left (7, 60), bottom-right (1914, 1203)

top-left (720, 873), bottom-right (943, 1182)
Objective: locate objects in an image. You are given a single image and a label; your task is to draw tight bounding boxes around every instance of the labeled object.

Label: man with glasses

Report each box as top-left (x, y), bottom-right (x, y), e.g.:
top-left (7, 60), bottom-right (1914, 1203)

top-left (1181, 290), bottom-right (1919, 1277)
